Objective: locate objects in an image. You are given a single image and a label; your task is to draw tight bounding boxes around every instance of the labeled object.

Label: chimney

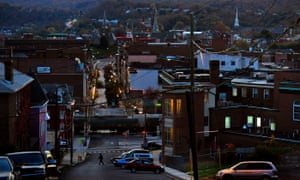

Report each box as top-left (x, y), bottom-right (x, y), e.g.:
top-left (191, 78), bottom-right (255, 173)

top-left (209, 60), bottom-right (220, 85)
top-left (5, 60), bottom-right (14, 83)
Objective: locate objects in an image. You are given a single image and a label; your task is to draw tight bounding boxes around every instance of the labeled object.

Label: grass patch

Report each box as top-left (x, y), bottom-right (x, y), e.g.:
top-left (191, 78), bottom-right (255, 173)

top-left (185, 160), bottom-right (223, 178)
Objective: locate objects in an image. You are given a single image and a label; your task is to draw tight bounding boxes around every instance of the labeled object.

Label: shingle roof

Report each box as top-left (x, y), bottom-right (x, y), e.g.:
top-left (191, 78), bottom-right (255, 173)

top-left (0, 62), bottom-right (34, 93)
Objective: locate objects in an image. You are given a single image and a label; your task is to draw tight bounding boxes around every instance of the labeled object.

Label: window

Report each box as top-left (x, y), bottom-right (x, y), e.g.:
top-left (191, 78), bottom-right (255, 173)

top-left (219, 93), bottom-right (226, 102)
top-left (232, 87), bottom-right (238, 97)
top-left (176, 99), bottom-right (182, 114)
top-left (256, 117), bottom-right (261, 127)
top-left (293, 100), bottom-right (300, 121)
top-left (164, 98), bottom-right (174, 116)
top-left (264, 89), bottom-right (270, 100)
top-left (165, 127), bottom-right (173, 145)
top-left (241, 87), bottom-right (247, 98)
top-left (231, 61), bottom-right (236, 66)
top-left (252, 88), bottom-right (258, 99)
top-left (221, 61), bottom-right (226, 66)
top-left (247, 116), bottom-right (253, 127)
top-left (59, 110), bottom-right (65, 120)
top-left (225, 116), bottom-right (231, 129)
top-left (235, 163), bottom-right (247, 170)
top-left (204, 92), bottom-right (208, 103)
top-left (16, 92), bottom-right (21, 116)
top-left (270, 122), bottom-right (276, 131)
top-left (204, 116), bottom-right (209, 126)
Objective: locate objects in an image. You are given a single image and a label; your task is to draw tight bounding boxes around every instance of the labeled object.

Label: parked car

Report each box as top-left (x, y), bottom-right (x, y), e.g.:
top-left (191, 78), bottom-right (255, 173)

top-left (113, 157), bottom-right (135, 168)
top-left (0, 156), bottom-right (21, 180)
top-left (6, 151), bottom-right (48, 180)
top-left (215, 161), bottom-right (279, 180)
top-left (110, 149), bottom-right (150, 163)
top-left (44, 150), bottom-right (61, 177)
top-left (141, 141), bottom-right (162, 150)
top-left (125, 159), bottom-right (164, 174)
top-left (114, 153), bottom-right (153, 168)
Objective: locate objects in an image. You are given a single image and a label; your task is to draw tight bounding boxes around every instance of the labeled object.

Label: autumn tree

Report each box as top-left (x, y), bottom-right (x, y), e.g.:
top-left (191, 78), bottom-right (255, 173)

top-left (103, 64), bottom-right (122, 107)
top-left (214, 21), bottom-right (230, 33)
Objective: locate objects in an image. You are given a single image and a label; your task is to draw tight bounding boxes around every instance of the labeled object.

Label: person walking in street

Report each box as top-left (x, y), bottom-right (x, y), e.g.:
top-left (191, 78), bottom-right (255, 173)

top-left (98, 153), bottom-right (104, 165)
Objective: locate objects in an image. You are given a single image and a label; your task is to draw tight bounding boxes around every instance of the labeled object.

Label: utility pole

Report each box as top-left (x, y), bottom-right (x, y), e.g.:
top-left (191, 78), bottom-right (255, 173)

top-left (186, 12), bottom-right (198, 180)
top-left (55, 88), bottom-right (59, 162)
top-left (70, 109), bottom-right (74, 165)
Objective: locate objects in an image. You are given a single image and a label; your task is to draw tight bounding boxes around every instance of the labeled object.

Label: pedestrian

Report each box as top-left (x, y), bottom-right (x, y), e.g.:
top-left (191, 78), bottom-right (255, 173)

top-left (98, 153), bottom-right (104, 165)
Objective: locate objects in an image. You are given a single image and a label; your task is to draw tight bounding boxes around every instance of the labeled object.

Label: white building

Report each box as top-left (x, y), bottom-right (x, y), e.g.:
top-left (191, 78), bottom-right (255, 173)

top-left (197, 51), bottom-right (259, 71)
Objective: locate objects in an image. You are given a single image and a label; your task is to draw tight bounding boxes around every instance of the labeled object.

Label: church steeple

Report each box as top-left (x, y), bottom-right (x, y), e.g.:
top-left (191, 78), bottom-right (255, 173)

top-left (234, 7), bottom-right (239, 28)
top-left (152, 5), bottom-right (159, 32)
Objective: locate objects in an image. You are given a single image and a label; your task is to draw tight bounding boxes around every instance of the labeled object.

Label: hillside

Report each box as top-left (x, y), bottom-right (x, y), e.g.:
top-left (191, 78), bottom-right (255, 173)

top-left (0, 0), bottom-right (101, 10)
top-left (0, 0), bottom-right (299, 35)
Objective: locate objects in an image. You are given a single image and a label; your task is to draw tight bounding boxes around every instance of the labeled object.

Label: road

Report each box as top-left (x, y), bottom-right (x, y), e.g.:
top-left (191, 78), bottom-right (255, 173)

top-left (59, 135), bottom-right (169, 180)
top-left (58, 134), bottom-right (300, 180)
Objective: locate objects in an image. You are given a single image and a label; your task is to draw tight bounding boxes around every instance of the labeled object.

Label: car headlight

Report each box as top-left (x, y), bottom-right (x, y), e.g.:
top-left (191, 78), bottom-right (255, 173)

top-left (216, 170), bottom-right (224, 177)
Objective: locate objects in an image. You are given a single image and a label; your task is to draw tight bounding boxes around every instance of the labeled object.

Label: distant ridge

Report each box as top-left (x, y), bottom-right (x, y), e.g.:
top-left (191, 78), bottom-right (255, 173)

top-left (0, 0), bottom-right (101, 10)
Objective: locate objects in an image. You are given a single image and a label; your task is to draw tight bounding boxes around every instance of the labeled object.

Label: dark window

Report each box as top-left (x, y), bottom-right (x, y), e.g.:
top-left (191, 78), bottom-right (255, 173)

top-left (235, 163), bottom-right (248, 170)
top-left (246, 163), bottom-right (272, 170)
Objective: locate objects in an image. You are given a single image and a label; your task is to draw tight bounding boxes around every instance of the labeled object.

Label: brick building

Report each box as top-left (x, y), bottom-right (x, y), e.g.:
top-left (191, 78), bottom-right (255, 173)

top-left (0, 61), bottom-right (34, 153)
top-left (0, 39), bottom-right (93, 155)
top-left (1, 39), bottom-right (93, 103)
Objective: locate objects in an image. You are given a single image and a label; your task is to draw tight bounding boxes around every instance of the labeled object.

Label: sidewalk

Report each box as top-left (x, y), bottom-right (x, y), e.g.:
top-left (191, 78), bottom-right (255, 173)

top-left (60, 136), bottom-right (90, 166)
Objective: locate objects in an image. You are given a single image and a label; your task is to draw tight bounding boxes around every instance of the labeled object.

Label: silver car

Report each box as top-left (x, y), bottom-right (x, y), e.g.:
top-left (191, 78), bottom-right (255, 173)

top-left (215, 161), bottom-right (279, 180)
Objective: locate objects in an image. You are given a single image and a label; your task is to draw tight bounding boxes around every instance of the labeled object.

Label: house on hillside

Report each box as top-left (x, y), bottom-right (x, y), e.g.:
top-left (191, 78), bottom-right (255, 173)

top-left (0, 61), bottom-right (34, 153)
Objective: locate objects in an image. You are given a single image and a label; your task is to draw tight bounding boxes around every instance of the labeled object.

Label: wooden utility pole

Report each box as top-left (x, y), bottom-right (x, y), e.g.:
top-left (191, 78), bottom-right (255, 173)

top-left (186, 12), bottom-right (198, 180)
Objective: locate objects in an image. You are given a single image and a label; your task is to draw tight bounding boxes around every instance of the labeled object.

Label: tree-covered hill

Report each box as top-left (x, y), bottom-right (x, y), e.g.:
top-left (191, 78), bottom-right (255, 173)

top-left (0, 0), bottom-right (299, 34)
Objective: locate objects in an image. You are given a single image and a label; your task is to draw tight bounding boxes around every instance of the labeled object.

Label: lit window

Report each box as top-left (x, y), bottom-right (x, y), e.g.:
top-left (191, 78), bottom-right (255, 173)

top-left (232, 87), bottom-right (238, 97)
top-left (256, 117), bottom-right (261, 127)
top-left (225, 116), bottom-right (231, 129)
top-left (164, 98), bottom-right (174, 117)
top-left (270, 122), bottom-right (276, 131)
top-left (176, 98), bottom-right (182, 114)
top-left (247, 116), bottom-right (253, 127)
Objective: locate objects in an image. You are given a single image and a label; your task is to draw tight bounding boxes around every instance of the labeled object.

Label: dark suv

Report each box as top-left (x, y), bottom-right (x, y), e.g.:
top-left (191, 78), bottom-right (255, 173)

top-left (6, 151), bottom-right (47, 180)
top-left (215, 161), bottom-right (279, 180)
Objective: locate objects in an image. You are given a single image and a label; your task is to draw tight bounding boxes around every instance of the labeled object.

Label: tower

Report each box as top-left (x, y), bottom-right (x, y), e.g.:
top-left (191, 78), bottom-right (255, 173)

top-left (234, 7), bottom-right (239, 28)
top-left (103, 11), bottom-right (107, 29)
top-left (152, 5), bottom-right (159, 32)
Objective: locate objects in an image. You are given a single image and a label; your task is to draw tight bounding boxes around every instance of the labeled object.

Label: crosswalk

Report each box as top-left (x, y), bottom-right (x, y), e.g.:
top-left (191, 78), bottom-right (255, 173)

top-left (86, 149), bottom-right (127, 154)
